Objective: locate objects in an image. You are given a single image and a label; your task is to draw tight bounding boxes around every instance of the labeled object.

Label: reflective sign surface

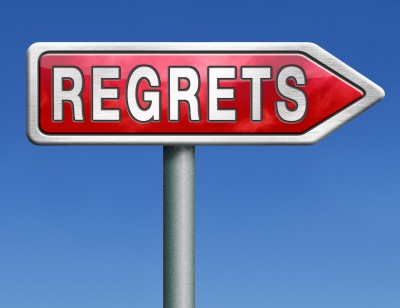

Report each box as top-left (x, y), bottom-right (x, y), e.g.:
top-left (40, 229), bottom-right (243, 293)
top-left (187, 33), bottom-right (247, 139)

top-left (27, 43), bottom-right (384, 145)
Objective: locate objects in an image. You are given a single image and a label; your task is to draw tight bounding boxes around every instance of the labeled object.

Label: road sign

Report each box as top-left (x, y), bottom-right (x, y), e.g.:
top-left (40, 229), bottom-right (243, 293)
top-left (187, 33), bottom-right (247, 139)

top-left (27, 42), bottom-right (384, 145)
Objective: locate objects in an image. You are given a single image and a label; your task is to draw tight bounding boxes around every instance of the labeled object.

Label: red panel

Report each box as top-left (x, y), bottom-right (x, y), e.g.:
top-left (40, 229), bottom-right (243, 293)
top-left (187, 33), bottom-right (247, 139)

top-left (38, 53), bottom-right (363, 134)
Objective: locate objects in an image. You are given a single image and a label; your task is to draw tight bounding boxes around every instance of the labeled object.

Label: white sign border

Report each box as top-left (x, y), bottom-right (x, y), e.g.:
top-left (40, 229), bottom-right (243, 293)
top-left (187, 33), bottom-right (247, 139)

top-left (27, 42), bottom-right (384, 145)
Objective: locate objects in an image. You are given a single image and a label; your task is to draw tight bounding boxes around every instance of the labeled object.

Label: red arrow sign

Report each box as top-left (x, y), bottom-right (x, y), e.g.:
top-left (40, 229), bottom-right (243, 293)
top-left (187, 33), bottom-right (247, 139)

top-left (27, 43), bottom-right (384, 145)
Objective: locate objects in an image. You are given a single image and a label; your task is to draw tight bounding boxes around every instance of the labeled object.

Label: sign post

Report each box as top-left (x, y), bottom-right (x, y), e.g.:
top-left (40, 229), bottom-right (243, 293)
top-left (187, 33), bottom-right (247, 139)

top-left (163, 146), bottom-right (195, 308)
top-left (27, 42), bottom-right (384, 307)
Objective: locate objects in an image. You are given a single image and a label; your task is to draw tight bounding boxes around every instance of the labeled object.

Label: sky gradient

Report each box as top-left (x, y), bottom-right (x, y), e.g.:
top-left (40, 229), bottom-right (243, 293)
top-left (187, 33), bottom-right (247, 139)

top-left (0, 0), bottom-right (399, 307)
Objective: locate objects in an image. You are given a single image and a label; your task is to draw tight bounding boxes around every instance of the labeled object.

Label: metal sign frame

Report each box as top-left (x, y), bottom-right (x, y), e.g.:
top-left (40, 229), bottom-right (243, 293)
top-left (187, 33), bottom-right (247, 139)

top-left (27, 42), bottom-right (384, 145)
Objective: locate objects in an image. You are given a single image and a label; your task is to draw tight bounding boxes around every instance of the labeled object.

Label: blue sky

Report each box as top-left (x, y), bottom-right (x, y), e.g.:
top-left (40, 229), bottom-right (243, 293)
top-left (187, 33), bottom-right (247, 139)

top-left (0, 0), bottom-right (399, 307)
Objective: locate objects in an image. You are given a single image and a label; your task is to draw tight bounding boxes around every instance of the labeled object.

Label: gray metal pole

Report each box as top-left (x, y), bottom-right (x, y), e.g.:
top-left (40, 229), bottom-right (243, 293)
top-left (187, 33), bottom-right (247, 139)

top-left (163, 146), bottom-right (195, 308)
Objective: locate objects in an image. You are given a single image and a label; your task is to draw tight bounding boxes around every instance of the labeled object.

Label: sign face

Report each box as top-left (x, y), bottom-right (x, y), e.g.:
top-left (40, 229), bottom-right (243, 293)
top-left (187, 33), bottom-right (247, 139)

top-left (27, 43), bottom-right (384, 145)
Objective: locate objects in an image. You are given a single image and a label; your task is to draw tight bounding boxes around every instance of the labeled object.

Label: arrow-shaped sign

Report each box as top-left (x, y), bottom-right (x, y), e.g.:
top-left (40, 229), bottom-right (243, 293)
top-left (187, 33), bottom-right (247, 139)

top-left (27, 42), bottom-right (384, 145)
